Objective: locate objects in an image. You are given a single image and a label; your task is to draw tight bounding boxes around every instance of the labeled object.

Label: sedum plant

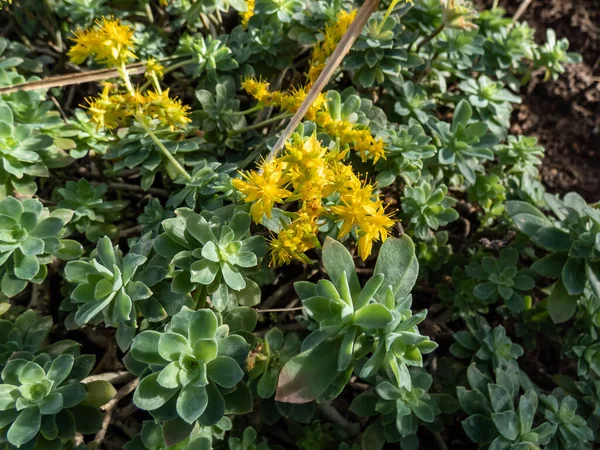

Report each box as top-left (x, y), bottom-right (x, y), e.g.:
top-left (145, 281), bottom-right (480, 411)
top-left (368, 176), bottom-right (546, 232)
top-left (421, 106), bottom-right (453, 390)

top-left (459, 364), bottom-right (557, 449)
top-left (450, 315), bottom-right (524, 371)
top-left (401, 179), bottom-right (459, 240)
top-left (130, 307), bottom-right (248, 428)
top-left (153, 206), bottom-right (266, 310)
top-left (0, 196), bottom-right (82, 298)
top-left (429, 100), bottom-right (498, 185)
top-left (0, 352), bottom-right (101, 448)
top-left (63, 236), bottom-right (152, 346)
top-left (465, 248), bottom-right (535, 313)
top-left (276, 236), bottom-right (436, 403)
top-left (506, 193), bottom-right (600, 323)
top-left (54, 179), bottom-right (127, 242)
top-left (0, 310), bottom-right (51, 367)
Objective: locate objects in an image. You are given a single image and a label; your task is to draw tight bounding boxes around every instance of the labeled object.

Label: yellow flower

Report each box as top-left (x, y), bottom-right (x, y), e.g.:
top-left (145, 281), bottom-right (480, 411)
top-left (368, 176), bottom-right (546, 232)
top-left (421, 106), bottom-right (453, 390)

top-left (308, 9), bottom-right (357, 86)
top-left (84, 83), bottom-right (133, 130)
top-left (269, 213), bottom-right (319, 267)
top-left (143, 89), bottom-right (191, 130)
top-left (241, 76), bottom-right (272, 104)
top-left (68, 17), bottom-right (136, 67)
top-left (356, 207), bottom-right (395, 260)
top-left (232, 159), bottom-right (291, 223)
top-left (145, 58), bottom-right (165, 79)
top-left (241, 0), bottom-right (255, 29)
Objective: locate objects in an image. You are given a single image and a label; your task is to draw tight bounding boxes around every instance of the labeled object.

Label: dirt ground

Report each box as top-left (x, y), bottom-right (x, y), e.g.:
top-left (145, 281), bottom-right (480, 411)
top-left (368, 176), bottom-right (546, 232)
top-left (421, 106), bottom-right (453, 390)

top-left (485, 0), bottom-right (600, 201)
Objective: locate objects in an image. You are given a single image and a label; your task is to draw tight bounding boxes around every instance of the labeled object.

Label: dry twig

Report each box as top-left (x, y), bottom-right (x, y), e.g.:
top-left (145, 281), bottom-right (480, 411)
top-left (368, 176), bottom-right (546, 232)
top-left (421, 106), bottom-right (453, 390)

top-left (94, 378), bottom-right (140, 446)
top-left (267, 0), bottom-right (382, 160)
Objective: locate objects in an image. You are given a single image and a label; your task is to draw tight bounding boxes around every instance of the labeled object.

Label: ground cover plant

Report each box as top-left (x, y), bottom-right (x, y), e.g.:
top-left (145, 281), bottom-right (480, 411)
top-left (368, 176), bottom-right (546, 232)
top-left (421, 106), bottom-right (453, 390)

top-left (0, 0), bottom-right (597, 449)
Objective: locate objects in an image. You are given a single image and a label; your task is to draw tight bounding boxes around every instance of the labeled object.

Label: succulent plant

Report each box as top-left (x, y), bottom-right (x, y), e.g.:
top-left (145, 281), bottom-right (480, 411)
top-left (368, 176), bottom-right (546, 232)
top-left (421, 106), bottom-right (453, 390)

top-left (0, 352), bottom-right (100, 448)
top-left (376, 121), bottom-right (437, 187)
top-left (248, 328), bottom-right (301, 399)
top-left (64, 236), bottom-right (152, 335)
top-left (465, 248), bottom-right (534, 313)
top-left (401, 179), bottom-right (459, 240)
top-left (0, 196), bottom-right (82, 298)
top-left (0, 310), bottom-right (52, 367)
top-left (541, 391), bottom-right (594, 450)
top-left (429, 100), bottom-right (499, 185)
top-left (0, 102), bottom-right (53, 198)
top-left (344, 12), bottom-right (421, 88)
top-left (450, 315), bottom-right (524, 370)
top-left (460, 364), bottom-right (557, 448)
top-left (535, 29), bottom-right (582, 81)
top-left (54, 179), bottom-right (127, 242)
top-left (130, 307), bottom-right (248, 426)
top-left (153, 206), bottom-right (266, 311)
top-left (277, 236), bottom-right (435, 403)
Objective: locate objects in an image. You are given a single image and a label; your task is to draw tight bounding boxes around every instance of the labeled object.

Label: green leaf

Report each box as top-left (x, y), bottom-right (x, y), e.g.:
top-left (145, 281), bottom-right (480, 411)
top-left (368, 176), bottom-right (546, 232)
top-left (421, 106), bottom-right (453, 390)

top-left (133, 372), bottom-right (177, 411)
top-left (186, 215), bottom-right (217, 245)
top-left (131, 331), bottom-right (168, 366)
top-left (322, 237), bottom-right (360, 299)
top-left (207, 356), bottom-right (244, 388)
top-left (158, 332), bottom-right (193, 361)
top-left (223, 307), bottom-right (257, 333)
top-left (46, 354), bottom-right (74, 386)
top-left (276, 338), bottom-right (342, 404)
top-left (221, 262), bottom-right (246, 291)
top-left (374, 236), bottom-right (418, 303)
top-left (547, 279), bottom-right (578, 323)
top-left (19, 361), bottom-right (45, 383)
top-left (462, 414), bottom-right (498, 444)
top-left (198, 382), bottom-right (225, 426)
top-left (562, 257), bottom-right (586, 295)
top-left (452, 100), bottom-right (472, 130)
top-left (491, 410), bottom-right (519, 440)
top-left (353, 304), bottom-right (393, 330)
top-left (176, 384), bottom-right (208, 423)
top-left (83, 380), bottom-right (117, 408)
top-left (338, 327), bottom-right (357, 371)
top-left (531, 227), bottom-right (573, 251)
top-left (518, 391), bottom-right (537, 434)
top-left (189, 309), bottom-right (218, 344)
top-left (8, 407), bottom-right (41, 447)
top-left (190, 259), bottom-right (219, 285)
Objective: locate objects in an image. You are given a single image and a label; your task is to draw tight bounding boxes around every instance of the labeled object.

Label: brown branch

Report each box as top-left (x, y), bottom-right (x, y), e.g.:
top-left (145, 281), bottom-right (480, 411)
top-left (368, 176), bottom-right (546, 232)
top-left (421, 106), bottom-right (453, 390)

top-left (267, 0), bottom-right (382, 161)
top-left (0, 63), bottom-right (147, 95)
top-left (82, 371), bottom-right (135, 385)
top-left (513, 0), bottom-right (534, 22)
top-left (94, 377), bottom-right (139, 446)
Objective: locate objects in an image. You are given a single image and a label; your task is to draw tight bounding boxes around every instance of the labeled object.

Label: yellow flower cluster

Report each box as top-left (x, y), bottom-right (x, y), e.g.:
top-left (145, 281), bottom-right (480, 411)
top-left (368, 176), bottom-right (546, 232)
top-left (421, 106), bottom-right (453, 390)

top-left (307, 9), bottom-right (357, 87)
top-left (241, 77), bottom-right (385, 162)
top-left (68, 18), bottom-right (190, 132)
top-left (241, 0), bottom-right (255, 29)
top-left (68, 17), bottom-right (136, 67)
top-left (232, 133), bottom-right (395, 266)
top-left (144, 58), bottom-right (165, 80)
top-left (85, 83), bottom-right (191, 131)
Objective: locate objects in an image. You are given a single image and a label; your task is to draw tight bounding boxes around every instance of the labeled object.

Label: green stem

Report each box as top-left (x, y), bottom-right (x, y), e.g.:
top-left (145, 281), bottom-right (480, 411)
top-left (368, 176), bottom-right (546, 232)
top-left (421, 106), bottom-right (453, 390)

top-left (228, 113), bottom-right (292, 136)
top-left (492, 0), bottom-right (499, 9)
top-left (137, 119), bottom-right (192, 182)
top-left (119, 62), bottom-right (135, 95)
top-left (415, 23), bottom-right (445, 52)
top-left (140, 58), bottom-right (196, 91)
top-left (376, 0), bottom-right (402, 34)
top-left (233, 104), bottom-right (264, 116)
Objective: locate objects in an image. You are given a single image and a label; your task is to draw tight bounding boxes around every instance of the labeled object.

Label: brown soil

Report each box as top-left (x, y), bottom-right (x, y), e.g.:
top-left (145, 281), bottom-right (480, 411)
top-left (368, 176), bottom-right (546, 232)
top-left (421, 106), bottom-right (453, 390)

top-left (486, 0), bottom-right (600, 201)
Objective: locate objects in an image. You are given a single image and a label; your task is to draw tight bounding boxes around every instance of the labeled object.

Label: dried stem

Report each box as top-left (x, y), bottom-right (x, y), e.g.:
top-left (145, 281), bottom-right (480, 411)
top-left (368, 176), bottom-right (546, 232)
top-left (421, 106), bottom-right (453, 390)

top-left (513, 0), bottom-right (534, 22)
top-left (266, 0), bottom-right (382, 161)
top-left (94, 378), bottom-right (139, 445)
